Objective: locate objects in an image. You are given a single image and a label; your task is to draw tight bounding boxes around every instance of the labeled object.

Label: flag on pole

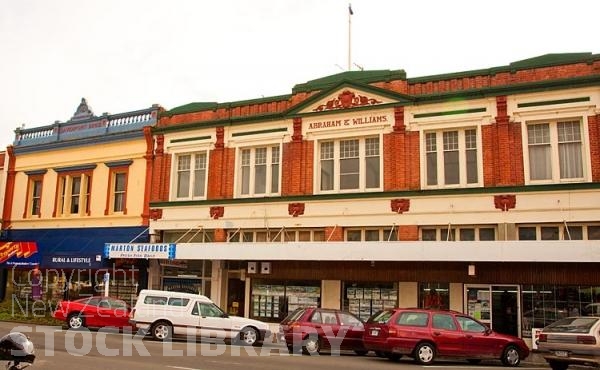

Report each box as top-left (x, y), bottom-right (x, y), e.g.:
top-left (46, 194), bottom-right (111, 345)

top-left (349, 4), bottom-right (353, 15)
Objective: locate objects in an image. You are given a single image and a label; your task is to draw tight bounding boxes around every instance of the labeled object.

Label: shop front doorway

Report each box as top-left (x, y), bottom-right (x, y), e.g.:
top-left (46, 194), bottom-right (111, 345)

top-left (465, 284), bottom-right (520, 337)
top-left (227, 277), bottom-right (245, 317)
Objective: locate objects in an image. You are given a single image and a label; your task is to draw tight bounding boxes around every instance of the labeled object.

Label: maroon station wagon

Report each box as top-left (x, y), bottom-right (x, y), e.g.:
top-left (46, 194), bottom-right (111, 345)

top-left (363, 308), bottom-right (530, 366)
top-left (279, 307), bottom-right (368, 355)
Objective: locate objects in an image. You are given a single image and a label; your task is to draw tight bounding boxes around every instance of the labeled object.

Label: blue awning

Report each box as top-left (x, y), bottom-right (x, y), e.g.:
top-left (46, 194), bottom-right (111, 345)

top-left (6, 227), bottom-right (148, 269)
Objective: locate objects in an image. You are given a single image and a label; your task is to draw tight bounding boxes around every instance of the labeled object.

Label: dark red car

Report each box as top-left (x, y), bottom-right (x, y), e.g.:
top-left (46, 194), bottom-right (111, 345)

top-left (363, 308), bottom-right (530, 366)
top-left (52, 296), bottom-right (133, 330)
top-left (279, 307), bottom-right (368, 355)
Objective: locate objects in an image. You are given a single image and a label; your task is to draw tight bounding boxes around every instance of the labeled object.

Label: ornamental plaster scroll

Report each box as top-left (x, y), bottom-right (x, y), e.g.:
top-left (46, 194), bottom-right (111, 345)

top-left (288, 202), bottom-right (305, 217)
top-left (494, 195), bottom-right (516, 211)
top-left (391, 198), bottom-right (410, 214)
top-left (313, 90), bottom-right (382, 112)
top-left (210, 206), bottom-right (224, 219)
top-left (150, 208), bottom-right (163, 220)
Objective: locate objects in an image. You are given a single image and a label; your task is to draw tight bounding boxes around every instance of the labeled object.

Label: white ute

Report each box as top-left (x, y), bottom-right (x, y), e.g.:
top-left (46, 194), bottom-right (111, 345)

top-left (129, 289), bottom-right (271, 346)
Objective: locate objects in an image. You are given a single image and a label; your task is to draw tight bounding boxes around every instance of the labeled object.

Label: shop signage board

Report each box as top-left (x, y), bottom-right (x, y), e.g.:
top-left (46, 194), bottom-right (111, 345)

top-left (0, 241), bottom-right (40, 266)
top-left (104, 243), bottom-right (176, 259)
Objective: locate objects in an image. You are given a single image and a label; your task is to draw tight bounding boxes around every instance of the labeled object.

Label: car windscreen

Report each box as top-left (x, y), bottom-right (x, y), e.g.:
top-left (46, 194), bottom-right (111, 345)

top-left (281, 308), bottom-right (306, 323)
top-left (543, 317), bottom-right (599, 333)
top-left (367, 310), bottom-right (394, 324)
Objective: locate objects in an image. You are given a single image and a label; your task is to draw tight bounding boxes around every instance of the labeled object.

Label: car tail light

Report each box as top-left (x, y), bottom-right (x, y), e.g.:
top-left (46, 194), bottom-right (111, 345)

top-left (577, 335), bottom-right (596, 345)
top-left (388, 328), bottom-right (397, 336)
top-left (538, 333), bottom-right (547, 342)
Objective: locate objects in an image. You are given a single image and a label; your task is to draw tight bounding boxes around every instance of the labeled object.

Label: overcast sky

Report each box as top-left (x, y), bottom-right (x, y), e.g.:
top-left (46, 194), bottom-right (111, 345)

top-left (1, 0), bottom-right (598, 148)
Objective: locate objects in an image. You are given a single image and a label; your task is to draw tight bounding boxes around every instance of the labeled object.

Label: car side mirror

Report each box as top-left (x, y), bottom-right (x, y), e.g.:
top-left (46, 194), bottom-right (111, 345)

top-left (221, 313), bottom-right (229, 318)
top-left (485, 327), bottom-right (492, 335)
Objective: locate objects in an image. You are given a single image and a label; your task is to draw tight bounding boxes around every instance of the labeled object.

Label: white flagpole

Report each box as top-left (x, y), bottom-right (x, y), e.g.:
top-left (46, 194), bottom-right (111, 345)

top-left (348, 4), bottom-right (352, 71)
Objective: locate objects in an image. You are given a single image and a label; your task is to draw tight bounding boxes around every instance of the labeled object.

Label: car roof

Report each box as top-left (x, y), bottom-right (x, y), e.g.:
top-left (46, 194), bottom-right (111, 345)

top-left (138, 289), bottom-right (211, 301)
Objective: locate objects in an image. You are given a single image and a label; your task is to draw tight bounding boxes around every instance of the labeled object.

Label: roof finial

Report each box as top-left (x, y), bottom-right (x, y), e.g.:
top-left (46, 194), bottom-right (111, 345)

top-left (71, 97), bottom-right (94, 121)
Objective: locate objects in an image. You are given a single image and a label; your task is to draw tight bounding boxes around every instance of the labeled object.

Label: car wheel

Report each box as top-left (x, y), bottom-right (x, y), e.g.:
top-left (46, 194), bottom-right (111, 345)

top-left (302, 335), bottom-right (320, 355)
top-left (467, 359), bottom-right (482, 365)
top-left (237, 327), bottom-right (259, 346)
top-left (414, 342), bottom-right (435, 365)
top-left (151, 321), bottom-right (172, 341)
top-left (354, 349), bottom-right (368, 356)
top-left (375, 351), bottom-right (387, 358)
top-left (67, 313), bottom-right (85, 329)
top-left (548, 360), bottom-right (569, 370)
top-left (500, 345), bottom-right (520, 367)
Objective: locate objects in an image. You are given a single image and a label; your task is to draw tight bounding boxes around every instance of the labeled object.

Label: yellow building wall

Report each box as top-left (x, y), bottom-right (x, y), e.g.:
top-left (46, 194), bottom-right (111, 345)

top-left (10, 140), bottom-right (147, 229)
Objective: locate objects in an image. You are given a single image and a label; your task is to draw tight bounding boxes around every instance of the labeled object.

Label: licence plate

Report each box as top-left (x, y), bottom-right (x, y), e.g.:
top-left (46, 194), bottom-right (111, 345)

top-left (370, 330), bottom-right (379, 336)
top-left (554, 351), bottom-right (568, 357)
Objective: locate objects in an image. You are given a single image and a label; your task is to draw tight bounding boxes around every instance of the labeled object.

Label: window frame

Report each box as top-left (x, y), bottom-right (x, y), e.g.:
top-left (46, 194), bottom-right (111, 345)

top-left (53, 170), bottom-right (93, 217)
top-left (23, 173), bottom-right (45, 218)
top-left (421, 126), bottom-right (482, 189)
top-left (105, 165), bottom-right (130, 215)
top-left (172, 151), bottom-right (209, 201)
top-left (420, 226), bottom-right (497, 241)
top-left (316, 135), bottom-right (382, 194)
top-left (517, 224), bottom-right (600, 240)
top-left (522, 116), bottom-right (590, 185)
top-left (235, 144), bottom-right (281, 198)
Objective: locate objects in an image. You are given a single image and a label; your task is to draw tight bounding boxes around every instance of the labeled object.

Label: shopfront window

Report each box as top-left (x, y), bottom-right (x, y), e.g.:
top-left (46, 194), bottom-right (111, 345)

top-left (419, 282), bottom-right (450, 310)
top-left (251, 280), bottom-right (320, 322)
top-left (161, 260), bottom-right (212, 296)
top-left (521, 285), bottom-right (600, 338)
top-left (343, 282), bottom-right (398, 322)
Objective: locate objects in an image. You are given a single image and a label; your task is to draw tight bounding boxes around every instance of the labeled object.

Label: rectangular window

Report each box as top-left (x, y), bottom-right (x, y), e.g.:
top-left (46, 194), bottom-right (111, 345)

top-left (426, 133), bottom-right (437, 186)
top-left (424, 128), bottom-right (479, 187)
top-left (340, 139), bottom-right (359, 189)
top-left (527, 119), bottom-right (584, 182)
top-left (346, 230), bottom-right (362, 241)
top-left (518, 227), bottom-right (537, 240)
top-left (588, 226), bottom-right (600, 240)
top-left (239, 145), bottom-right (280, 196)
top-left (31, 179), bottom-right (42, 216)
top-left (319, 136), bottom-right (381, 192)
top-left (113, 172), bottom-right (126, 212)
top-left (175, 152), bottom-right (207, 200)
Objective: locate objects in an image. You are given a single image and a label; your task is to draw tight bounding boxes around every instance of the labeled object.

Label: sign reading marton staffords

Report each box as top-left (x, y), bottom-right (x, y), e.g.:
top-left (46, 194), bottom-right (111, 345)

top-left (104, 243), bottom-right (176, 259)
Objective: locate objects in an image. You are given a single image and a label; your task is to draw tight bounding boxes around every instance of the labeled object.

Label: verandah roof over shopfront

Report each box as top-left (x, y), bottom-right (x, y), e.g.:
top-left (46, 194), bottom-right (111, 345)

top-left (172, 240), bottom-right (600, 263)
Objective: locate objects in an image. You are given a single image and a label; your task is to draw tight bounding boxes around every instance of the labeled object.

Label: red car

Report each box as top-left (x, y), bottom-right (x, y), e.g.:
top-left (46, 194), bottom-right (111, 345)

top-left (52, 296), bottom-right (133, 330)
top-left (363, 308), bottom-right (530, 366)
top-left (279, 307), bottom-right (368, 355)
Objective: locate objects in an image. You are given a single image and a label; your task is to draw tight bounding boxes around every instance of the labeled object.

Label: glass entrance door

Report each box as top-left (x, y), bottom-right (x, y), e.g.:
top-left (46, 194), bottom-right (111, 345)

top-left (465, 285), bottom-right (521, 337)
top-left (491, 285), bottom-right (520, 337)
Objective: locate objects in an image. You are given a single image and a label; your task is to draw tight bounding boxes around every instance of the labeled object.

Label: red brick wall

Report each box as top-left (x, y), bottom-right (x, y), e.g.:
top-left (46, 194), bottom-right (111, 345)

top-left (589, 114), bottom-right (600, 182)
top-left (214, 228), bottom-right (227, 242)
top-left (325, 226), bottom-right (344, 241)
top-left (482, 96), bottom-right (525, 187)
top-left (408, 61), bottom-right (600, 95)
top-left (281, 140), bottom-right (314, 196)
top-left (383, 131), bottom-right (421, 190)
top-left (207, 146), bottom-right (235, 199)
top-left (398, 225), bottom-right (419, 241)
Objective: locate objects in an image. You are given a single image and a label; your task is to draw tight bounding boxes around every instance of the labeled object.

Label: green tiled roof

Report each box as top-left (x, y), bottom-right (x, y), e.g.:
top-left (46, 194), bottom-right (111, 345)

top-left (292, 69), bottom-right (407, 94)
